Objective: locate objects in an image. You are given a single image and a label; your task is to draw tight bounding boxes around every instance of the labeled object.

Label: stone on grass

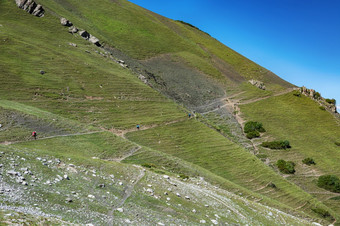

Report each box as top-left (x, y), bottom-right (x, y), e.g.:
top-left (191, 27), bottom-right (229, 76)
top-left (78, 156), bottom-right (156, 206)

top-left (60, 17), bottom-right (72, 26)
top-left (116, 208), bottom-right (123, 213)
top-left (79, 30), bottom-right (90, 40)
top-left (200, 220), bottom-right (206, 224)
top-left (63, 175), bottom-right (69, 180)
top-left (163, 175), bottom-right (170, 179)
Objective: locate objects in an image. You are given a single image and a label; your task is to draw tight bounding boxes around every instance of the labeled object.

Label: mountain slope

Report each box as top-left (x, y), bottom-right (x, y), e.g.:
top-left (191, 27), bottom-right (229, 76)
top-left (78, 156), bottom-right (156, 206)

top-left (0, 0), bottom-right (339, 224)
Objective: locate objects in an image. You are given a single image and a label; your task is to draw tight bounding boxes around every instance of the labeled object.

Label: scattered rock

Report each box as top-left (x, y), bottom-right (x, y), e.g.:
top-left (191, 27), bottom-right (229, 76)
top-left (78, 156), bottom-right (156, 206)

top-left (200, 219), bottom-right (206, 223)
top-left (116, 208), bottom-right (123, 213)
top-left (89, 35), bottom-right (101, 47)
top-left (66, 197), bottom-right (73, 203)
top-left (176, 193), bottom-right (181, 197)
top-left (88, 194), bottom-right (95, 199)
top-left (211, 219), bottom-right (218, 225)
top-left (249, 79), bottom-right (266, 90)
top-left (63, 175), bottom-right (70, 180)
top-left (163, 175), bottom-right (170, 179)
top-left (98, 184), bottom-right (105, 188)
top-left (68, 26), bottom-right (78, 34)
top-left (185, 196), bottom-right (190, 200)
top-left (192, 209), bottom-right (196, 213)
top-left (15, 0), bottom-right (45, 17)
top-left (40, 70), bottom-right (45, 75)
top-left (60, 17), bottom-right (72, 27)
top-left (7, 170), bottom-right (19, 176)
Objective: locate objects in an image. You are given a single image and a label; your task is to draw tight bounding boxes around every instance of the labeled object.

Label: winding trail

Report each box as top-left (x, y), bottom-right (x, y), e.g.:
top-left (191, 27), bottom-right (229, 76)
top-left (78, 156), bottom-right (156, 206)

top-left (109, 146), bottom-right (142, 162)
top-left (107, 165), bottom-right (145, 225)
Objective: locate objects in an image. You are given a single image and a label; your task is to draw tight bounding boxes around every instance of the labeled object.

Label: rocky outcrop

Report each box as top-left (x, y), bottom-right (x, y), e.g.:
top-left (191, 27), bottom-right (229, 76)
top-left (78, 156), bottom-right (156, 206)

top-left (60, 17), bottom-right (72, 27)
top-left (68, 26), bottom-right (78, 34)
top-left (300, 86), bottom-right (337, 113)
top-left (15, 0), bottom-right (45, 17)
top-left (79, 30), bottom-right (101, 47)
top-left (249, 79), bottom-right (266, 90)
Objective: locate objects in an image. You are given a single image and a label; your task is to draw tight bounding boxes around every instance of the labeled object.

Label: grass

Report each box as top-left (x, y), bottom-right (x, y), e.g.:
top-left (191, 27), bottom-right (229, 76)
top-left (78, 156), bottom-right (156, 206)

top-left (126, 120), bottom-right (336, 220)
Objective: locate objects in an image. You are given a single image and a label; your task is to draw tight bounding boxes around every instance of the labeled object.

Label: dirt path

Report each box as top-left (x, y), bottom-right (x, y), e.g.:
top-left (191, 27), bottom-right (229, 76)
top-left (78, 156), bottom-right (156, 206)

top-left (239, 88), bottom-right (297, 105)
top-left (0, 130), bottom-right (104, 146)
top-left (109, 146), bottom-right (142, 162)
top-left (108, 118), bottom-right (187, 139)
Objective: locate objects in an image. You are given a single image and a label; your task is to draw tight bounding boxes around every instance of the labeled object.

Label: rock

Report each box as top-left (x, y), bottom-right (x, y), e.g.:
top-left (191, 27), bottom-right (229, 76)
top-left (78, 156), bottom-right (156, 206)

top-left (66, 197), bottom-right (73, 202)
top-left (249, 79), bottom-right (266, 90)
top-left (60, 17), bottom-right (72, 27)
top-left (176, 193), bottom-right (181, 197)
top-left (166, 197), bottom-right (170, 201)
top-left (40, 70), bottom-right (45, 75)
top-left (147, 184), bottom-right (152, 187)
top-left (68, 26), bottom-right (78, 34)
top-left (163, 175), bottom-right (170, 179)
top-left (7, 170), bottom-right (18, 176)
top-left (192, 209), bottom-right (196, 213)
top-left (157, 223), bottom-right (165, 226)
top-left (185, 196), bottom-right (190, 200)
top-left (118, 182), bottom-right (123, 186)
top-left (200, 220), bottom-right (206, 224)
top-left (88, 194), bottom-right (95, 199)
top-left (204, 204), bottom-right (209, 207)
top-left (79, 30), bottom-right (90, 40)
top-left (146, 188), bottom-right (154, 193)
top-left (15, 0), bottom-right (45, 17)
top-left (116, 208), bottom-right (123, 213)
top-left (89, 35), bottom-right (101, 47)
top-left (63, 175), bottom-right (70, 180)
top-left (0, 164), bottom-right (3, 168)
top-left (164, 192), bottom-right (168, 195)
top-left (211, 219), bottom-right (218, 225)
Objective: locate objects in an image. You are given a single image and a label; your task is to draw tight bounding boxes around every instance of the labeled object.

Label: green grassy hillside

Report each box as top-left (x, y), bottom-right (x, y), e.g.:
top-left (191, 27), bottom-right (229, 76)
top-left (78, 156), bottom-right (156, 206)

top-left (0, 0), bottom-right (339, 224)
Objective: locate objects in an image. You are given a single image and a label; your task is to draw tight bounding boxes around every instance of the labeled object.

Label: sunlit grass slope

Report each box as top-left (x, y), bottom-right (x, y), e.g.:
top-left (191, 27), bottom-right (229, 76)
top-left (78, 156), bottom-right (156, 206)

top-left (0, 1), bottom-right (185, 130)
top-left (126, 120), bottom-right (337, 220)
top-left (33, 0), bottom-right (293, 90)
top-left (241, 92), bottom-right (340, 175)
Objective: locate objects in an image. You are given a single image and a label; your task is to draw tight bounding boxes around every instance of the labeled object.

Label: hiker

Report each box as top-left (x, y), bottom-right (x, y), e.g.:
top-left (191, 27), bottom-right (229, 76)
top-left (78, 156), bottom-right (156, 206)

top-left (32, 131), bottom-right (37, 140)
top-left (188, 113), bottom-right (191, 118)
top-left (136, 124), bottom-right (140, 130)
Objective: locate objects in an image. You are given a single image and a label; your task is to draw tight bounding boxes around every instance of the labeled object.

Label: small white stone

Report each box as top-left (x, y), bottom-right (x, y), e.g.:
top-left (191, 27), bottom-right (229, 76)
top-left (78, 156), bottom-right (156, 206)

top-left (88, 194), bottom-right (95, 199)
top-left (211, 219), bottom-right (218, 225)
top-left (200, 220), bottom-right (206, 224)
top-left (176, 193), bottom-right (181, 197)
top-left (163, 175), bottom-right (170, 179)
top-left (192, 209), bottom-right (196, 213)
top-left (117, 208), bottom-right (123, 213)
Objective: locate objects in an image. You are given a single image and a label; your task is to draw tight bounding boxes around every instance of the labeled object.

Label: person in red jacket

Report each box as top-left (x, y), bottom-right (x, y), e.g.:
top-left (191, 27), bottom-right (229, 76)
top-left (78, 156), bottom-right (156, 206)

top-left (32, 131), bottom-right (37, 140)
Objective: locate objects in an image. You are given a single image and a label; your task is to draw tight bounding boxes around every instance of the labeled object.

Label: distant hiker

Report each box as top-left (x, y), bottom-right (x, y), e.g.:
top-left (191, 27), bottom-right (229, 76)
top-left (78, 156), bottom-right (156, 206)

top-left (188, 113), bottom-right (191, 118)
top-left (32, 131), bottom-right (37, 140)
top-left (136, 124), bottom-right (140, 130)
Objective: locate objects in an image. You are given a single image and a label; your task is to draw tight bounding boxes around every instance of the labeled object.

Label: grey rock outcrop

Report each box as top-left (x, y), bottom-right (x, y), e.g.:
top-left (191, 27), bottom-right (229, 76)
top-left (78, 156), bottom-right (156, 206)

top-left (60, 17), bottom-right (73, 27)
top-left (249, 79), bottom-right (266, 90)
top-left (15, 0), bottom-right (45, 17)
top-left (68, 26), bottom-right (78, 34)
top-left (89, 35), bottom-right (101, 47)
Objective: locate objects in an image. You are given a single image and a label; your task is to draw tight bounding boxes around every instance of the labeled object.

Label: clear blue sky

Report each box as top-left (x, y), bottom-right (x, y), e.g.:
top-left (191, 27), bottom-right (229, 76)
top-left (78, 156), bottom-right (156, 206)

top-left (129, 0), bottom-right (340, 110)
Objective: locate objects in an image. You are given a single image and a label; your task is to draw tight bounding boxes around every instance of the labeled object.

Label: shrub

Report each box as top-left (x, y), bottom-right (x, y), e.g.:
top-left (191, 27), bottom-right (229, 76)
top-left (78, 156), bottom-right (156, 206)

top-left (302, 158), bottom-right (316, 165)
top-left (246, 131), bottom-right (260, 139)
top-left (312, 207), bottom-right (334, 220)
top-left (141, 163), bottom-right (156, 168)
top-left (293, 91), bottom-right (301, 97)
top-left (276, 160), bottom-right (295, 174)
top-left (319, 106), bottom-right (326, 111)
top-left (179, 174), bottom-right (189, 180)
top-left (335, 142), bottom-right (340, 147)
top-left (261, 140), bottom-right (291, 149)
top-left (244, 121), bottom-right (266, 133)
top-left (325, 98), bottom-right (336, 105)
top-left (313, 92), bottom-right (321, 99)
top-left (317, 175), bottom-right (340, 193)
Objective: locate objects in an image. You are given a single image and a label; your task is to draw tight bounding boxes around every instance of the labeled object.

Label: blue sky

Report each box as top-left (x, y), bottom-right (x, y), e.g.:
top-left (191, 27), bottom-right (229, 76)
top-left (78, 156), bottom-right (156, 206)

top-left (129, 0), bottom-right (340, 110)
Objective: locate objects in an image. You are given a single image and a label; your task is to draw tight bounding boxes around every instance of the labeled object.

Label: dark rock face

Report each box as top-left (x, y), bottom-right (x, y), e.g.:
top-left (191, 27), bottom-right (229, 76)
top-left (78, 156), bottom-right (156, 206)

top-left (15, 0), bottom-right (45, 17)
top-left (79, 30), bottom-right (91, 40)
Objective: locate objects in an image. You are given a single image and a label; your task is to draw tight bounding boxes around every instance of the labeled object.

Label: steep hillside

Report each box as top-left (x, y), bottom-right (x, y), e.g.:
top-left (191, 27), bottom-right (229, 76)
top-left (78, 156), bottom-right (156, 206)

top-left (0, 0), bottom-right (339, 224)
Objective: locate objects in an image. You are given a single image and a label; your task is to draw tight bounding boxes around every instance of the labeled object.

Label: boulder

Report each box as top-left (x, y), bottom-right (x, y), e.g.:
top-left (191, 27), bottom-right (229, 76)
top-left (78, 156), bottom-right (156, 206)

top-left (79, 30), bottom-right (90, 40)
top-left (249, 79), bottom-right (266, 90)
top-left (60, 17), bottom-right (73, 27)
top-left (89, 35), bottom-right (101, 47)
top-left (68, 26), bottom-right (78, 34)
top-left (15, 0), bottom-right (45, 17)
